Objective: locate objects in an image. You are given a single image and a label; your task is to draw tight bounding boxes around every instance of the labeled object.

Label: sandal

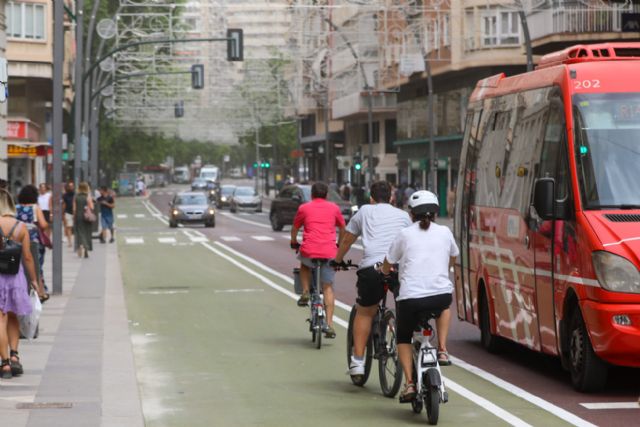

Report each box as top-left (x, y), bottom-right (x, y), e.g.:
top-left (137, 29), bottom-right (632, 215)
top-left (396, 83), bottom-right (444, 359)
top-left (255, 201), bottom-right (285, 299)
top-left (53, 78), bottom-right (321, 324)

top-left (438, 351), bottom-right (452, 366)
top-left (1, 359), bottom-right (11, 380)
top-left (39, 293), bottom-right (50, 304)
top-left (9, 350), bottom-right (23, 376)
top-left (399, 382), bottom-right (417, 403)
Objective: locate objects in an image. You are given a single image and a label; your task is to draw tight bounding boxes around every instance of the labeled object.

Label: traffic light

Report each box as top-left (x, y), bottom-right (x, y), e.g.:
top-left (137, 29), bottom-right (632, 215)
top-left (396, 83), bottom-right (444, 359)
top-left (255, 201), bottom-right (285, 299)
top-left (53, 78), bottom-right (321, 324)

top-left (253, 162), bottom-right (258, 168)
top-left (260, 160), bottom-right (271, 168)
top-left (353, 156), bottom-right (362, 171)
top-left (227, 29), bottom-right (244, 61)
top-left (174, 100), bottom-right (184, 118)
top-left (191, 64), bottom-right (204, 89)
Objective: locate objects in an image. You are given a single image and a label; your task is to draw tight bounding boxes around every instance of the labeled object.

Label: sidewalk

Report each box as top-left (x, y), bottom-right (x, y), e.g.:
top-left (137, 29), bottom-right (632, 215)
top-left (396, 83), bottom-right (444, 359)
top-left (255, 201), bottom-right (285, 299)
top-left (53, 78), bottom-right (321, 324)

top-left (0, 241), bottom-right (144, 427)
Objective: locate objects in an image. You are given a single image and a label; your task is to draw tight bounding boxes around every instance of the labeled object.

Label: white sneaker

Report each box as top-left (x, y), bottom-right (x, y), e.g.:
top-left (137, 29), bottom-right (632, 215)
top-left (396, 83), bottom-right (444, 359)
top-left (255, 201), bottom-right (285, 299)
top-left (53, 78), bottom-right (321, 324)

top-left (349, 356), bottom-right (365, 376)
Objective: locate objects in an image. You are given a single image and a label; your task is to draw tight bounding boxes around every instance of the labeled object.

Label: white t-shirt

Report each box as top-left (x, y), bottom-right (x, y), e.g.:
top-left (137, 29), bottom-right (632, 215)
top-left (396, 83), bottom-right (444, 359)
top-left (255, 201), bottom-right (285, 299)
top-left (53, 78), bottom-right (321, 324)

top-left (38, 192), bottom-right (51, 212)
top-left (386, 222), bottom-right (460, 301)
top-left (346, 203), bottom-right (412, 269)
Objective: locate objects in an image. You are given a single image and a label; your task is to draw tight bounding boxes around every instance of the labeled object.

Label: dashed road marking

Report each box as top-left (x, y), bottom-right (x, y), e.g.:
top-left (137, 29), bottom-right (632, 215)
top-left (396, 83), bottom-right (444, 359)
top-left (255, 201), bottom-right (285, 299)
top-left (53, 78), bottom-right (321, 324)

top-left (139, 290), bottom-right (188, 295)
top-left (251, 235), bottom-right (274, 242)
top-left (580, 402), bottom-right (639, 410)
top-left (189, 236), bottom-right (208, 243)
top-left (221, 236), bottom-right (242, 242)
top-left (214, 289), bottom-right (265, 294)
top-left (158, 237), bottom-right (177, 244)
top-left (134, 214), bottom-right (146, 219)
top-left (125, 237), bottom-right (144, 245)
top-left (117, 214), bottom-right (128, 219)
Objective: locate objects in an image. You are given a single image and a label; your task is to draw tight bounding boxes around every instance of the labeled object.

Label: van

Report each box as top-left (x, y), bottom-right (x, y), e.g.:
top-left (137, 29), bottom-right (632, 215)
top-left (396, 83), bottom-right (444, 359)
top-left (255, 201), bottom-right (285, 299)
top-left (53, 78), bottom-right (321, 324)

top-left (199, 165), bottom-right (219, 182)
top-left (173, 166), bottom-right (190, 184)
top-left (454, 43), bottom-right (640, 392)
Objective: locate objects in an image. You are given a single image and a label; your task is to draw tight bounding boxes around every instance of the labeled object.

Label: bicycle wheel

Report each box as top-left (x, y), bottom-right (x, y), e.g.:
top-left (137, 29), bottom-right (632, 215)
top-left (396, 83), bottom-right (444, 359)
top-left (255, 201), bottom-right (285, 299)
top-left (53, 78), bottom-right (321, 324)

top-left (316, 314), bottom-right (322, 349)
top-left (425, 387), bottom-right (440, 425)
top-left (347, 305), bottom-right (372, 386)
top-left (378, 310), bottom-right (402, 397)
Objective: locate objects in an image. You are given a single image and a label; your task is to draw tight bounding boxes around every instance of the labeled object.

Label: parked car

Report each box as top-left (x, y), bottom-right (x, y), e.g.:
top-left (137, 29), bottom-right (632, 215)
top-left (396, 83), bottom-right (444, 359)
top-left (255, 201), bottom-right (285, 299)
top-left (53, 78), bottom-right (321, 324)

top-left (169, 192), bottom-right (215, 228)
top-left (230, 186), bottom-right (262, 213)
top-left (269, 184), bottom-right (353, 231)
top-left (216, 185), bottom-right (236, 209)
top-left (228, 168), bottom-right (243, 179)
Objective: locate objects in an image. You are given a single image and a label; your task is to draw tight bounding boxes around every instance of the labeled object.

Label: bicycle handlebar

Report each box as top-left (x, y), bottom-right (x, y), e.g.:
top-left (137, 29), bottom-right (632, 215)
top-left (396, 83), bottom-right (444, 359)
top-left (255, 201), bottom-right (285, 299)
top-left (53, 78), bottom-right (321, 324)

top-left (330, 260), bottom-right (359, 271)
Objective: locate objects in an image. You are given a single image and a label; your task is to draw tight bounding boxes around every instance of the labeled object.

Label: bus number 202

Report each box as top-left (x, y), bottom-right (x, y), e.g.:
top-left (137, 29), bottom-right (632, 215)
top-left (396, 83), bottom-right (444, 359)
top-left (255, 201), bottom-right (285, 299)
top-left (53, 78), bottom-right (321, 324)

top-left (574, 79), bottom-right (601, 89)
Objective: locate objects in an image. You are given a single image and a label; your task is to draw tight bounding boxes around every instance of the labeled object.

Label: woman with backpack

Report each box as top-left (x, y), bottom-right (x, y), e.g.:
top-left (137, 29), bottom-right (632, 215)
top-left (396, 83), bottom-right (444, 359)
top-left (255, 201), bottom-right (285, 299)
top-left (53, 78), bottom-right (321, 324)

top-left (0, 189), bottom-right (39, 379)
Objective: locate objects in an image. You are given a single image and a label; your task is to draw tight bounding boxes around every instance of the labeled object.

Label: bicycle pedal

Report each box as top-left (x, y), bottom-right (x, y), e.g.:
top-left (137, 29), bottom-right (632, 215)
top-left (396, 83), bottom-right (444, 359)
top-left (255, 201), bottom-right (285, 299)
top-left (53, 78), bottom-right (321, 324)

top-left (442, 391), bottom-right (449, 403)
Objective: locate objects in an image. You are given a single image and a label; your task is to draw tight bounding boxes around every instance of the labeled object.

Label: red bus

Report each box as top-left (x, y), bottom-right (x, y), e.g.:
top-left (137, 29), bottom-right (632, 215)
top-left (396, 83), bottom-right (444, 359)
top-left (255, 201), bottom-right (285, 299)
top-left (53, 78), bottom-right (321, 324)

top-left (454, 43), bottom-right (640, 392)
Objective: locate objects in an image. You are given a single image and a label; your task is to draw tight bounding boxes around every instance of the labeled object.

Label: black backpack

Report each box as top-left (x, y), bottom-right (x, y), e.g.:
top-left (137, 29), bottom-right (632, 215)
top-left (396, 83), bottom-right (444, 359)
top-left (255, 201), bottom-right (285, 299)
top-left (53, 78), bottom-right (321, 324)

top-left (0, 221), bottom-right (22, 275)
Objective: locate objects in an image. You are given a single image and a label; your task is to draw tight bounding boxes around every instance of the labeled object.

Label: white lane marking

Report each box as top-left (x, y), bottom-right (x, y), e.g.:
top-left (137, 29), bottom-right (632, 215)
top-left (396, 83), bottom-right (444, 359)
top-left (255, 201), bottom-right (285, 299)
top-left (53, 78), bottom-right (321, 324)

top-left (221, 236), bottom-right (242, 242)
top-left (450, 356), bottom-right (598, 427)
top-left (219, 212), bottom-right (271, 229)
top-left (446, 378), bottom-right (532, 427)
top-left (125, 237), bottom-right (144, 245)
top-left (142, 200), bottom-right (169, 225)
top-left (214, 289), bottom-right (265, 294)
top-left (158, 237), bottom-right (177, 244)
top-left (182, 229), bottom-right (208, 242)
top-left (117, 214), bottom-right (128, 219)
top-left (139, 290), bottom-right (188, 295)
top-left (189, 236), bottom-right (208, 243)
top-left (213, 241), bottom-right (353, 313)
top-left (251, 235), bottom-right (275, 242)
top-left (204, 242), bottom-right (533, 427)
top-left (580, 402), bottom-right (639, 410)
top-left (134, 214), bottom-right (146, 219)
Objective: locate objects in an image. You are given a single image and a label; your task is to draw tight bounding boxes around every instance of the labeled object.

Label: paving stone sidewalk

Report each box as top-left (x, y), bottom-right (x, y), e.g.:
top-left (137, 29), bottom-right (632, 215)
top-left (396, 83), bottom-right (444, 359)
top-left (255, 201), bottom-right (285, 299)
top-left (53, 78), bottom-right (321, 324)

top-left (0, 241), bottom-right (144, 427)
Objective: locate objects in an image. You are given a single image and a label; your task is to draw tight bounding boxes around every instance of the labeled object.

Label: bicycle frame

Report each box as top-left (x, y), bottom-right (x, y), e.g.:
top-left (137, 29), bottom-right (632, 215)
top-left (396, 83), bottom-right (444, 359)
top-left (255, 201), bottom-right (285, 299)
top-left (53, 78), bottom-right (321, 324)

top-left (413, 322), bottom-right (448, 405)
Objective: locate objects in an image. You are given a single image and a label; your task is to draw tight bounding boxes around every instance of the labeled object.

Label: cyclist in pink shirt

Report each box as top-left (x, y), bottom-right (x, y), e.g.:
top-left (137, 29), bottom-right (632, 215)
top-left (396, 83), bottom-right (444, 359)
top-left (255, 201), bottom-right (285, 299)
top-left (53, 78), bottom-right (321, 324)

top-left (291, 182), bottom-right (346, 338)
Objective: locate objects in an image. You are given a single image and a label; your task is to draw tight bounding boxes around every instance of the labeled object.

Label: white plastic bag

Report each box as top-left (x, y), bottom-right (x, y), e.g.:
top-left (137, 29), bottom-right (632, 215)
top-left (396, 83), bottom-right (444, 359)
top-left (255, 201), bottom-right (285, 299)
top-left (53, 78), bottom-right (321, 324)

top-left (19, 291), bottom-right (42, 340)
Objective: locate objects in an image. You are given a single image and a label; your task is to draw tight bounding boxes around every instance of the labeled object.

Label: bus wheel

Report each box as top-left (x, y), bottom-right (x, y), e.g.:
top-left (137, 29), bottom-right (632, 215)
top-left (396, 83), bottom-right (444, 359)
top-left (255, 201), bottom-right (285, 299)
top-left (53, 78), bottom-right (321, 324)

top-left (568, 308), bottom-right (607, 392)
top-left (479, 291), bottom-right (501, 353)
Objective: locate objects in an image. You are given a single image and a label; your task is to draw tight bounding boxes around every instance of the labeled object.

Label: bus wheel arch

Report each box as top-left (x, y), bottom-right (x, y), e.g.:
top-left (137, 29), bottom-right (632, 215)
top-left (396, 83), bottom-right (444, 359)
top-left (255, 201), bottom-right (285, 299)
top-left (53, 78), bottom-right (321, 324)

top-left (562, 291), bottom-right (608, 392)
top-left (478, 280), bottom-right (501, 353)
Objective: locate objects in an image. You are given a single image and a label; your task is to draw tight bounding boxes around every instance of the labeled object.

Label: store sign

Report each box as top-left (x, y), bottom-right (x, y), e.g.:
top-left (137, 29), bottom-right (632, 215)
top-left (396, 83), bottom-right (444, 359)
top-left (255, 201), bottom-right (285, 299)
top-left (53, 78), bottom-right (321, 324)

top-left (7, 121), bottom-right (27, 139)
top-left (7, 144), bottom-right (48, 159)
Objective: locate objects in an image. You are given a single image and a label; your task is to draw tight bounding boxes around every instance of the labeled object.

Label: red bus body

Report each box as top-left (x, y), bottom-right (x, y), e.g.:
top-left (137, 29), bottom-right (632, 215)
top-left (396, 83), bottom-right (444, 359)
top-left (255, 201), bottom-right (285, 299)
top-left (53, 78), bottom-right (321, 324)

top-left (454, 43), bottom-right (640, 391)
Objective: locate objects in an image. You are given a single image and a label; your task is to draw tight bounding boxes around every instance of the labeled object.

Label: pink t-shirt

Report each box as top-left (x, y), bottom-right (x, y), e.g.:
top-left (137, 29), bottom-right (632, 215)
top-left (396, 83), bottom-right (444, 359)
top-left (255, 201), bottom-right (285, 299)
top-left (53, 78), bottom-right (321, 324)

top-left (293, 198), bottom-right (346, 259)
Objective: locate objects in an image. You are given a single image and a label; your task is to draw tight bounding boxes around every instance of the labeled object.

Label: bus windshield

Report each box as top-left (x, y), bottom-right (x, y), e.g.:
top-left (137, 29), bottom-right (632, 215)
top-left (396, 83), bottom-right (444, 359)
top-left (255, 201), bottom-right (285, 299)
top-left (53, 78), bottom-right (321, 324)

top-left (573, 93), bottom-right (640, 209)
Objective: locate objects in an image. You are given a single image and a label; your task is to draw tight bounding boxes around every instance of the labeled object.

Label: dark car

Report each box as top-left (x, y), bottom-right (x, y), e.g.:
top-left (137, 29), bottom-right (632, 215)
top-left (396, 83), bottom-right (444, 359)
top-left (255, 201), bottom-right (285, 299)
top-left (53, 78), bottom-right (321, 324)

top-left (216, 184), bottom-right (236, 209)
top-left (229, 186), bottom-right (262, 213)
top-left (169, 192), bottom-right (215, 228)
top-left (269, 184), bottom-right (353, 231)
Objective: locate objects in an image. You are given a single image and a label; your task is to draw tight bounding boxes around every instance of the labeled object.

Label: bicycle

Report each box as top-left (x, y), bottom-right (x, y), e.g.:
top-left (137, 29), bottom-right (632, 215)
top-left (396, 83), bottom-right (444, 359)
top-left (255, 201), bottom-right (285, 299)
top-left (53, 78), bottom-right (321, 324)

top-left (306, 257), bottom-right (332, 349)
top-left (409, 313), bottom-right (448, 425)
top-left (342, 263), bottom-right (402, 398)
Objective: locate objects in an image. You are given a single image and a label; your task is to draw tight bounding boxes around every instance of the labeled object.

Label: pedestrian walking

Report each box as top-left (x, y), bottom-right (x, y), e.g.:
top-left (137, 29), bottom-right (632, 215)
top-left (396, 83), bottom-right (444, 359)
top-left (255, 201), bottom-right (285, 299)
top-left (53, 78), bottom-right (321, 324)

top-left (98, 186), bottom-right (115, 244)
top-left (62, 182), bottom-right (75, 248)
top-left (402, 183), bottom-right (416, 207)
top-left (15, 185), bottom-right (49, 302)
top-left (37, 184), bottom-right (52, 223)
top-left (0, 189), bottom-right (39, 380)
top-left (73, 182), bottom-right (94, 259)
top-left (340, 182), bottom-right (351, 201)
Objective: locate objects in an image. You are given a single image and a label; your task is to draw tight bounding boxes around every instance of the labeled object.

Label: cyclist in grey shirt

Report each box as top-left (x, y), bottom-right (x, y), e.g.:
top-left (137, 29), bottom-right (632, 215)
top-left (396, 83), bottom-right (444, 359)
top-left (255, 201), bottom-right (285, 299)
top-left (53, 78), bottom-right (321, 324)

top-left (335, 181), bottom-right (412, 382)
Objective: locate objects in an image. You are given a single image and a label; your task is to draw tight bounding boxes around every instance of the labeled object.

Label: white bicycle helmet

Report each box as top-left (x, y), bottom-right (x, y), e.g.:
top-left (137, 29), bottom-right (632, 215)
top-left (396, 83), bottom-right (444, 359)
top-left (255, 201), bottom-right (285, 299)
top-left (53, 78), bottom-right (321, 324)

top-left (408, 190), bottom-right (439, 215)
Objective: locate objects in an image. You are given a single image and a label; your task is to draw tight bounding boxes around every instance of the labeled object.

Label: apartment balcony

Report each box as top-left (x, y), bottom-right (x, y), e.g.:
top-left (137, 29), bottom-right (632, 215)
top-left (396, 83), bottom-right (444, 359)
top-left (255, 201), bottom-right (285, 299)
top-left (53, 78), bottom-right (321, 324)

top-left (332, 91), bottom-right (397, 120)
top-left (528, 5), bottom-right (640, 54)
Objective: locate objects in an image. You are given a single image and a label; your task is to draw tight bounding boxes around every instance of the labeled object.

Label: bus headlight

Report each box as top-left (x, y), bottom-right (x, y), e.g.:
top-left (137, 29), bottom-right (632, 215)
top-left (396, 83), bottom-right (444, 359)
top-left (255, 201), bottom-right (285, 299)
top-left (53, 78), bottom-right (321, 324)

top-left (592, 251), bottom-right (640, 294)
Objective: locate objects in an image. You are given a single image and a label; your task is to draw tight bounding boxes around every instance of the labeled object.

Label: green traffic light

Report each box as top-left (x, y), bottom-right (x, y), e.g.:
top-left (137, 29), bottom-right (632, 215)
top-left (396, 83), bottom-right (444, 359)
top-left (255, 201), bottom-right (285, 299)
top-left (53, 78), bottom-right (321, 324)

top-left (354, 163), bottom-right (361, 171)
top-left (253, 162), bottom-right (258, 168)
top-left (265, 162), bottom-right (270, 168)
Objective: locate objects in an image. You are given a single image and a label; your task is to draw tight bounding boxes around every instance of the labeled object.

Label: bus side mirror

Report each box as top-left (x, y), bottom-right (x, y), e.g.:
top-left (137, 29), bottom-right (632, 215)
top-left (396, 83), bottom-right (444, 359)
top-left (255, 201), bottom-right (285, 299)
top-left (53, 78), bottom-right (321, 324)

top-left (533, 178), bottom-right (555, 220)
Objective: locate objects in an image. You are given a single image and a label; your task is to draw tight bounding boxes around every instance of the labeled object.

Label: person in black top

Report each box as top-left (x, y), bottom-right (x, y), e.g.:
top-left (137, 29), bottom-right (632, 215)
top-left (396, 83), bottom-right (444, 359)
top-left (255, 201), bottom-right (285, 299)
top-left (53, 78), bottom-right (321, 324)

top-left (97, 187), bottom-right (115, 243)
top-left (61, 182), bottom-right (75, 248)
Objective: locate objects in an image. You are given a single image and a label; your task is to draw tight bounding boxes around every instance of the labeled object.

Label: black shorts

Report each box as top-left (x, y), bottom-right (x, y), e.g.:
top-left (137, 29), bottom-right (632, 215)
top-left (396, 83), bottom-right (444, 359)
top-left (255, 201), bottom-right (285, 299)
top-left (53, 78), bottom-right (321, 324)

top-left (354, 266), bottom-right (384, 307)
top-left (396, 294), bottom-right (452, 344)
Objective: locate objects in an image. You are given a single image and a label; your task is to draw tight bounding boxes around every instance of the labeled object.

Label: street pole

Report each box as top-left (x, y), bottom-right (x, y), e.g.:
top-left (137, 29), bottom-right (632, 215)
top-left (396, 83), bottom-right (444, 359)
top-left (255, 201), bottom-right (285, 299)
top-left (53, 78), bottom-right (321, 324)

top-left (324, 92), bottom-right (330, 182)
top-left (73, 0), bottom-right (84, 184)
top-left (84, 0), bottom-right (101, 189)
top-left (255, 127), bottom-right (260, 193)
top-left (367, 87), bottom-right (374, 187)
top-left (52, 0), bottom-right (64, 295)
top-left (426, 60), bottom-right (436, 192)
top-left (518, 10), bottom-right (534, 72)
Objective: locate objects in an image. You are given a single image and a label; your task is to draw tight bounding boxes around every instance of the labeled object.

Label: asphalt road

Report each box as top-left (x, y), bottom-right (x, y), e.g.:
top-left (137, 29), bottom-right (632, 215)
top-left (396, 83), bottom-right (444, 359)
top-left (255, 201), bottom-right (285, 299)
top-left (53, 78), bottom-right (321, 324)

top-left (115, 182), bottom-right (639, 426)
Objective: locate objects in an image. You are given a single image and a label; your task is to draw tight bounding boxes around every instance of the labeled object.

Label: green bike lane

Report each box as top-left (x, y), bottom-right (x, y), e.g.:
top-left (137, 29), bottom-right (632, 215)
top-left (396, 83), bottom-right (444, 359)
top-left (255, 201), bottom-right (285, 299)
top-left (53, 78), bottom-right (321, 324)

top-left (115, 198), bottom-right (581, 427)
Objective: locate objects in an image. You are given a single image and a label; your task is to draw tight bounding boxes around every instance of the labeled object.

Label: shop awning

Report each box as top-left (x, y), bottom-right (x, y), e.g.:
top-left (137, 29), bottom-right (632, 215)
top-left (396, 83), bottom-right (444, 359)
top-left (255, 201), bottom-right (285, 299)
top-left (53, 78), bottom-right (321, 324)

top-left (393, 134), bottom-right (463, 147)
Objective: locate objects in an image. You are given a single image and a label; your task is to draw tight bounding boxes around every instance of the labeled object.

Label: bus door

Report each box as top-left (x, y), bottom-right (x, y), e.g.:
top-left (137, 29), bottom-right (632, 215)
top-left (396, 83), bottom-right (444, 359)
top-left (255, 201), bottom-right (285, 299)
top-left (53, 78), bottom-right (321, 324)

top-left (456, 110), bottom-right (483, 322)
top-left (532, 102), bottom-right (569, 354)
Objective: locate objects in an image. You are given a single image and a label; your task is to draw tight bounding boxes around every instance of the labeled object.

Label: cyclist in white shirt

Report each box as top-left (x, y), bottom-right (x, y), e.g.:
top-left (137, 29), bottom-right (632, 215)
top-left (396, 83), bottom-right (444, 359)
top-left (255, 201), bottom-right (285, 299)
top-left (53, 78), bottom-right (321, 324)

top-left (335, 181), bottom-right (412, 382)
top-left (381, 190), bottom-right (459, 403)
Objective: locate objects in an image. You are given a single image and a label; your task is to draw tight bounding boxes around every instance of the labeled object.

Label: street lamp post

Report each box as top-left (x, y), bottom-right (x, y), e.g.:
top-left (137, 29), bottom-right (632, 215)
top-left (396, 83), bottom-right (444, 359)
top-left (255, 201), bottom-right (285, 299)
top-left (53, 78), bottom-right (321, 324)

top-left (366, 87), bottom-right (374, 186)
top-left (52, 0), bottom-right (64, 294)
top-left (74, 0), bottom-right (84, 184)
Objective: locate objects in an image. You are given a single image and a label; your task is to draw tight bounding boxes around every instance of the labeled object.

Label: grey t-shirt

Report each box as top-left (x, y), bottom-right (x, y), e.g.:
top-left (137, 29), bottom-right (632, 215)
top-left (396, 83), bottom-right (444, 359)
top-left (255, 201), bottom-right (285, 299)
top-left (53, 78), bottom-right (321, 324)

top-left (346, 203), bottom-right (412, 269)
